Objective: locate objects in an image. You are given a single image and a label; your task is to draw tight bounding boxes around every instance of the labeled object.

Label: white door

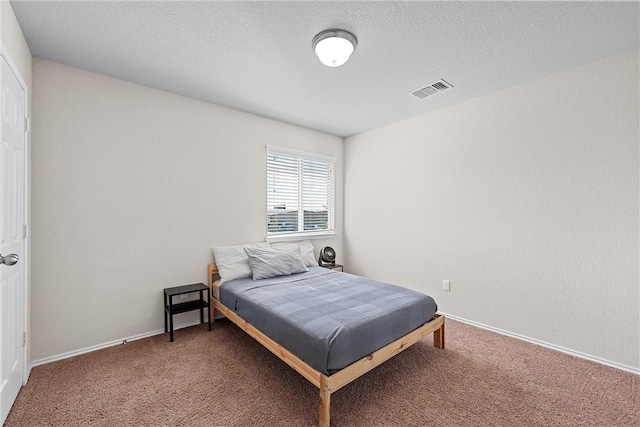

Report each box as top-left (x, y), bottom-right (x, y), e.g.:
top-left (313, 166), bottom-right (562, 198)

top-left (0, 55), bottom-right (26, 426)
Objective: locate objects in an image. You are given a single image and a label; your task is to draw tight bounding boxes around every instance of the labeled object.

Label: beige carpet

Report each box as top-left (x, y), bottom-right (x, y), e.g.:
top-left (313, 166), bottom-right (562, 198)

top-left (6, 319), bottom-right (638, 426)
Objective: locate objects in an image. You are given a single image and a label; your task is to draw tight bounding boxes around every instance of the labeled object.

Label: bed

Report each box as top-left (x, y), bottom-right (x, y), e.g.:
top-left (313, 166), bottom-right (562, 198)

top-left (207, 255), bottom-right (445, 427)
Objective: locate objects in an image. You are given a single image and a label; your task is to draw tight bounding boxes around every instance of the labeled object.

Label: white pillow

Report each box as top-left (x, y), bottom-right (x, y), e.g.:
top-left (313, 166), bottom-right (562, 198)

top-left (271, 240), bottom-right (318, 267)
top-left (244, 246), bottom-right (308, 280)
top-left (211, 242), bottom-right (270, 283)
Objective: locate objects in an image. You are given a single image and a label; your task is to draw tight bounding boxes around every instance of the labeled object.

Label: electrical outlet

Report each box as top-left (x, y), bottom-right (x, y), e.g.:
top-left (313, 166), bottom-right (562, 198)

top-left (443, 280), bottom-right (450, 292)
top-left (180, 294), bottom-right (189, 299)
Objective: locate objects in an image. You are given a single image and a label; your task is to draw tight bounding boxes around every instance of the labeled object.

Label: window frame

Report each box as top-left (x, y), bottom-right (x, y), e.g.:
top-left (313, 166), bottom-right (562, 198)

top-left (266, 145), bottom-right (336, 242)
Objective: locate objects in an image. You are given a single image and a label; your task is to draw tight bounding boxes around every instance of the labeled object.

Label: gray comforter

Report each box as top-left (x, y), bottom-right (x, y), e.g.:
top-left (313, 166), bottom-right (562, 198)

top-left (219, 267), bottom-right (438, 375)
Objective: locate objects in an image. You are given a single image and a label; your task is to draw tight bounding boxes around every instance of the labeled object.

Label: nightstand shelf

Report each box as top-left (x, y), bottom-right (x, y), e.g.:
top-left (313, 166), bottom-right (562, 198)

top-left (323, 264), bottom-right (343, 272)
top-left (170, 299), bottom-right (209, 315)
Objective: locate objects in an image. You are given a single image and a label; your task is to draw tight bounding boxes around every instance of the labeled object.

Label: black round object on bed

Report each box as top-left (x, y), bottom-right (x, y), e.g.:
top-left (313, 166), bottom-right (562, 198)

top-left (318, 246), bottom-right (336, 267)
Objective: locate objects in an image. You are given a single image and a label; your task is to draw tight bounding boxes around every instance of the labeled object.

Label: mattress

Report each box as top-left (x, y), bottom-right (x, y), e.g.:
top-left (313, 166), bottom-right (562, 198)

top-left (218, 267), bottom-right (438, 375)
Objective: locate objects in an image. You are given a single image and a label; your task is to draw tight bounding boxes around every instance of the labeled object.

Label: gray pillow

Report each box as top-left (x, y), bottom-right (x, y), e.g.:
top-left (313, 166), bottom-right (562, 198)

top-left (211, 242), bottom-right (270, 283)
top-left (244, 246), bottom-right (308, 280)
top-left (271, 240), bottom-right (318, 267)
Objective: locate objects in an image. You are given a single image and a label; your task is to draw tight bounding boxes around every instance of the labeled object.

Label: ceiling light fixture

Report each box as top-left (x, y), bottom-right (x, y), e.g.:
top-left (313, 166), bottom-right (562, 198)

top-left (312, 29), bottom-right (357, 67)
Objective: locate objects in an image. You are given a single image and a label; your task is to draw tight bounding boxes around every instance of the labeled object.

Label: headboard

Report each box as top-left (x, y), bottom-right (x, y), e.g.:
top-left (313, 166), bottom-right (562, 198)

top-left (208, 263), bottom-right (220, 287)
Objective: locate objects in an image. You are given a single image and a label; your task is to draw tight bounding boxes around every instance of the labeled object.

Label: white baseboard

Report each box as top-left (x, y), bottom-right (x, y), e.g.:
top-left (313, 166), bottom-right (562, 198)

top-left (31, 320), bottom-right (203, 367)
top-left (32, 313), bottom-right (640, 376)
top-left (440, 312), bottom-right (639, 375)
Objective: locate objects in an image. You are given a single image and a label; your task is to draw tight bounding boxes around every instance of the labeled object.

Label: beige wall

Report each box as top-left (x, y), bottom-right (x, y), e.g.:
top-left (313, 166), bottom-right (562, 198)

top-left (0, 0), bottom-right (32, 369)
top-left (344, 50), bottom-right (639, 370)
top-left (31, 59), bottom-right (343, 362)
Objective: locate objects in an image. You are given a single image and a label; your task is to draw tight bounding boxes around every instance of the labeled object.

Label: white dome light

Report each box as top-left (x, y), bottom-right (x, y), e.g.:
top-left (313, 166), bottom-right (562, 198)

top-left (312, 30), bottom-right (357, 67)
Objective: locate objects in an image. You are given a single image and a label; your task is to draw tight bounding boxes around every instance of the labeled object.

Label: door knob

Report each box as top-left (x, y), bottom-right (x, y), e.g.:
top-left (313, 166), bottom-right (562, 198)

top-left (0, 253), bottom-right (19, 266)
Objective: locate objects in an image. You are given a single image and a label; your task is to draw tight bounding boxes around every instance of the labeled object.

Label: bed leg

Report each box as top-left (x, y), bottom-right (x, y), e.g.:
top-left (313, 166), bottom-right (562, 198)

top-left (433, 321), bottom-right (445, 349)
top-left (319, 376), bottom-right (331, 427)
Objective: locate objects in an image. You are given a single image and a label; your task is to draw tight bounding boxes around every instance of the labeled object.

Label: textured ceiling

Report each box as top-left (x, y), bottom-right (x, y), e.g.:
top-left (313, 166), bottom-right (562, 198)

top-left (11, 1), bottom-right (640, 137)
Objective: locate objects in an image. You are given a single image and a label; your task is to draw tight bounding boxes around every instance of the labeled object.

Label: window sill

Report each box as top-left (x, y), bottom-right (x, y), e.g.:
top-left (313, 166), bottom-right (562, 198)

top-left (266, 231), bottom-right (338, 243)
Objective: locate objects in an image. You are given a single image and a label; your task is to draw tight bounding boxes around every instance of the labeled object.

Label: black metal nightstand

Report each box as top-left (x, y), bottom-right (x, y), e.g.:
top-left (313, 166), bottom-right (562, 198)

top-left (164, 283), bottom-right (211, 342)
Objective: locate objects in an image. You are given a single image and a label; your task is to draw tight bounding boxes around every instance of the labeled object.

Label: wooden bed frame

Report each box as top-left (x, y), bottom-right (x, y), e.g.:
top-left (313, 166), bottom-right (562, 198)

top-left (208, 263), bottom-right (445, 427)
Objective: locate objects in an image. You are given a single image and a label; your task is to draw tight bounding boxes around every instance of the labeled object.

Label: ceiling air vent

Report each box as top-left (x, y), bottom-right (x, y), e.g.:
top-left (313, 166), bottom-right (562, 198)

top-left (410, 79), bottom-right (453, 99)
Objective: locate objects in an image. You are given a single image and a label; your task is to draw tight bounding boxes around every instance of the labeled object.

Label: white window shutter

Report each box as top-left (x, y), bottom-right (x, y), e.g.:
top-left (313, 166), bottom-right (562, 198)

top-left (267, 146), bottom-right (335, 237)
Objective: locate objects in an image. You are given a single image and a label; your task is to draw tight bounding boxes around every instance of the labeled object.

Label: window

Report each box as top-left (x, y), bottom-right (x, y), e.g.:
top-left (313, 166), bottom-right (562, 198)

top-left (267, 145), bottom-right (335, 238)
